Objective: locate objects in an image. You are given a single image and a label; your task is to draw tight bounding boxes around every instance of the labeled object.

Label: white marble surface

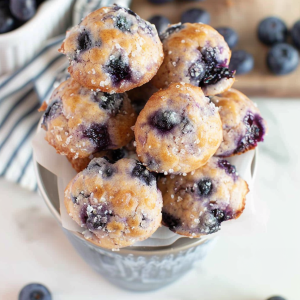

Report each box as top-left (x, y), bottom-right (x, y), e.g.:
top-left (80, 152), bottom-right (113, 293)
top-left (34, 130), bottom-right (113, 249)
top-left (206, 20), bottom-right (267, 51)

top-left (1, 99), bottom-right (300, 300)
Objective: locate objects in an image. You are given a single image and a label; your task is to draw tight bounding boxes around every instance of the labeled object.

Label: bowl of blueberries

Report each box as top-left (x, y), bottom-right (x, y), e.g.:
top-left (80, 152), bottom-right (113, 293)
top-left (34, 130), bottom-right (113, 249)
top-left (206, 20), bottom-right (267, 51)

top-left (0, 0), bottom-right (74, 76)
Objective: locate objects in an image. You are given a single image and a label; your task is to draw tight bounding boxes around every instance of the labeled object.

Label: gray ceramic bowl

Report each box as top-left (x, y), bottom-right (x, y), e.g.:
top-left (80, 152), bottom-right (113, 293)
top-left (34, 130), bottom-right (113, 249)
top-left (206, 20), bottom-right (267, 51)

top-left (34, 152), bottom-right (257, 291)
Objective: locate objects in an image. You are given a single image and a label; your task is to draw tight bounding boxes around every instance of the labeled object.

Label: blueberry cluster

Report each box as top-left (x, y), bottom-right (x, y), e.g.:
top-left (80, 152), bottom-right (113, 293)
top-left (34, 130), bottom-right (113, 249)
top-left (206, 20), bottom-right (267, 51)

top-left (0, 0), bottom-right (43, 34)
top-left (257, 17), bottom-right (300, 75)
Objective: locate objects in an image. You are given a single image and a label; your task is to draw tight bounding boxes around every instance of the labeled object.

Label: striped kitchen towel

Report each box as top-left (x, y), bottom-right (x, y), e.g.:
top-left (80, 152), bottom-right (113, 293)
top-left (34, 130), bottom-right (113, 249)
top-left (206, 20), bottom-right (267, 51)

top-left (0, 0), bottom-right (132, 191)
top-left (0, 36), bottom-right (67, 191)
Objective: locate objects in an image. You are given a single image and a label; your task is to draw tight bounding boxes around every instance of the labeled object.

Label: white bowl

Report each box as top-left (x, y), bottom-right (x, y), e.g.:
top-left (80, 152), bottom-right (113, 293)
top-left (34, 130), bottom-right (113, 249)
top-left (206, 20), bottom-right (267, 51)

top-left (0, 0), bottom-right (74, 76)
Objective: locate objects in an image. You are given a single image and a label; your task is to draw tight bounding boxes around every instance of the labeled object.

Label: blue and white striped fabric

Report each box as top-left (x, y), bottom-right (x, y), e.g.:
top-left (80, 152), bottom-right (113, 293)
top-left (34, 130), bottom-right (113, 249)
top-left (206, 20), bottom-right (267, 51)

top-left (0, 36), bottom-right (67, 191)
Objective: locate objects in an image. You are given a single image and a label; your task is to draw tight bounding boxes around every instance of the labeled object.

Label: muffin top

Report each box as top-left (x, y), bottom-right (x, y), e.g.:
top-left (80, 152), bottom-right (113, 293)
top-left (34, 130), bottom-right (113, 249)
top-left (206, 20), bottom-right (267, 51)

top-left (152, 23), bottom-right (235, 96)
top-left (65, 158), bottom-right (163, 249)
top-left (59, 4), bottom-right (164, 93)
top-left (41, 78), bottom-right (136, 160)
top-left (134, 82), bottom-right (223, 174)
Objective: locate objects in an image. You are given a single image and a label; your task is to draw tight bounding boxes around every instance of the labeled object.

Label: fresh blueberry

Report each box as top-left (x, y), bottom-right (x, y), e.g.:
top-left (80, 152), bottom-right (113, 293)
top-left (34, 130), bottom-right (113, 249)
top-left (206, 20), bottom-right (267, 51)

top-left (83, 124), bottom-right (111, 151)
top-left (9, 0), bottom-right (36, 22)
top-left (160, 24), bottom-right (184, 41)
top-left (148, 15), bottom-right (170, 35)
top-left (0, 5), bottom-right (15, 33)
top-left (147, 0), bottom-right (174, 4)
top-left (266, 43), bottom-right (299, 75)
top-left (291, 20), bottom-right (300, 49)
top-left (115, 15), bottom-right (132, 32)
top-left (198, 178), bottom-right (212, 196)
top-left (257, 17), bottom-right (288, 46)
top-left (92, 92), bottom-right (123, 116)
top-left (235, 112), bottom-right (265, 154)
top-left (181, 8), bottom-right (210, 24)
top-left (18, 283), bottom-right (51, 300)
top-left (106, 54), bottom-right (131, 85)
top-left (218, 159), bottom-right (237, 178)
top-left (77, 30), bottom-right (92, 51)
top-left (266, 297), bottom-right (287, 300)
top-left (41, 100), bottom-right (62, 130)
top-left (216, 27), bottom-right (238, 49)
top-left (229, 50), bottom-right (254, 75)
top-left (86, 204), bottom-right (113, 231)
top-left (132, 162), bottom-right (156, 186)
top-left (151, 110), bottom-right (181, 132)
top-left (162, 211), bottom-right (180, 230)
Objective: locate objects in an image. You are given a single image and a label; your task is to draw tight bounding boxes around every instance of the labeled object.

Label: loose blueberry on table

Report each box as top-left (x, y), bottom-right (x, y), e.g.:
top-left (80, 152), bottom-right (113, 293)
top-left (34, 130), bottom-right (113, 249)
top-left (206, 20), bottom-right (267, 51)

top-left (216, 27), bottom-right (238, 49)
top-left (266, 43), bottom-right (299, 75)
top-left (229, 50), bottom-right (254, 75)
top-left (291, 20), bottom-right (300, 50)
top-left (181, 8), bottom-right (210, 24)
top-left (257, 16), bottom-right (288, 46)
top-left (0, 2), bottom-right (15, 33)
top-left (19, 283), bottom-right (51, 300)
top-left (148, 15), bottom-right (170, 35)
top-left (10, 0), bottom-right (36, 22)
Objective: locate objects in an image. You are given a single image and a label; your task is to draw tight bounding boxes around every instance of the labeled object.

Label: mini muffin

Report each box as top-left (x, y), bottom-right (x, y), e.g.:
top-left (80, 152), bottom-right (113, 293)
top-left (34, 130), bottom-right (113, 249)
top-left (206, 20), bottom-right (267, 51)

top-left (65, 158), bottom-right (163, 249)
top-left (59, 4), bottom-right (164, 93)
top-left (134, 83), bottom-right (223, 174)
top-left (152, 23), bottom-right (235, 96)
top-left (211, 89), bottom-right (268, 157)
top-left (158, 157), bottom-right (249, 237)
top-left (40, 78), bottom-right (136, 167)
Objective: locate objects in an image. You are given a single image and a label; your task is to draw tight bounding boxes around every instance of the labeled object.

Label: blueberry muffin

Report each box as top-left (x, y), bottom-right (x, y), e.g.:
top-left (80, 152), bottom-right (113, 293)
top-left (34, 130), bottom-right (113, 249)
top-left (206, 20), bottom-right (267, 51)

top-left (211, 89), bottom-right (267, 157)
top-left (152, 23), bottom-right (235, 96)
top-left (134, 83), bottom-right (223, 174)
top-left (65, 158), bottom-right (163, 249)
top-left (158, 157), bottom-right (249, 237)
top-left (40, 78), bottom-right (136, 169)
top-left (59, 4), bottom-right (164, 93)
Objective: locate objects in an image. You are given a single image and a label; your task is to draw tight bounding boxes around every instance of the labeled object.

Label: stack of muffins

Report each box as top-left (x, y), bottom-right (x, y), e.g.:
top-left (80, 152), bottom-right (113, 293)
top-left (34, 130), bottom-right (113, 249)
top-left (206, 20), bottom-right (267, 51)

top-left (40, 4), bottom-right (267, 249)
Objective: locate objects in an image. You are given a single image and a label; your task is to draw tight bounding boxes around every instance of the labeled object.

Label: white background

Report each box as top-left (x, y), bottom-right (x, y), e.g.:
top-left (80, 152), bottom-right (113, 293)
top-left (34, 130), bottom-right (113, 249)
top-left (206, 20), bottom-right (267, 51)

top-left (1, 98), bottom-right (299, 300)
